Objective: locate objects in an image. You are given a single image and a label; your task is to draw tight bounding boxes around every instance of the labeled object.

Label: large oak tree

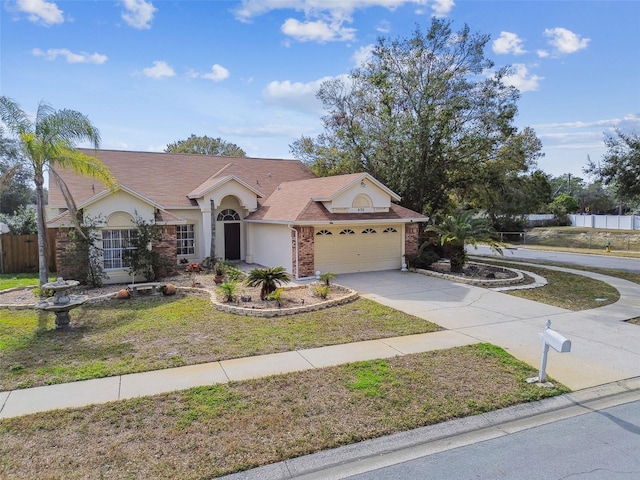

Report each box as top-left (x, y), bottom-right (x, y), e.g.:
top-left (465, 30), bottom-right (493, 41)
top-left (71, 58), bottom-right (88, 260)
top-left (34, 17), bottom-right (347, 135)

top-left (291, 19), bottom-right (543, 216)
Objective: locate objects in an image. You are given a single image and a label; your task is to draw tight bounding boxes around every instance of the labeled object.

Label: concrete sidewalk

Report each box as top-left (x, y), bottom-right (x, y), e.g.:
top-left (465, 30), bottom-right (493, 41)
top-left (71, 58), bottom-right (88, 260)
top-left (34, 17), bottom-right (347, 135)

top-left (0, 330), bottom-right (477, 419)
top-left (2, 263), bottom-right (640, 419)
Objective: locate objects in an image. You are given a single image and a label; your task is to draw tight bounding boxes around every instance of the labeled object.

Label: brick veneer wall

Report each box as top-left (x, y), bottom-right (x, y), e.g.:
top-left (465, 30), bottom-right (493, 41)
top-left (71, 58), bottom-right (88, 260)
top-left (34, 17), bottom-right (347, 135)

top-left (405, 223), bottom-right (420, 257)
top-left (54, 228), bottom-right (74, 279)
top-left (292, 226), bottom-right (315, 278)
top-left (152, 225), bottom-right (178, 277)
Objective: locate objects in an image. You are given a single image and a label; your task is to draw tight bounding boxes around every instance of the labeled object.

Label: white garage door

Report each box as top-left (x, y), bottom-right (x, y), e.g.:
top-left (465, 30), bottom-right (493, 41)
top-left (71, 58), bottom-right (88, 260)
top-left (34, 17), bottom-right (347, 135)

top-left (314, 225), bottom-right (402, 274)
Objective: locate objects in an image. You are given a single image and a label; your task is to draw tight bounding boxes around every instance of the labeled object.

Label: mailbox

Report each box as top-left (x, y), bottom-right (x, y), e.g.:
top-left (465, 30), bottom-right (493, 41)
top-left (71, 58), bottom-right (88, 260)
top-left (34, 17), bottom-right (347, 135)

top-left (527, 320), bottom-right (572, 384)
top-left (542, 328), bottom-right (571, 353)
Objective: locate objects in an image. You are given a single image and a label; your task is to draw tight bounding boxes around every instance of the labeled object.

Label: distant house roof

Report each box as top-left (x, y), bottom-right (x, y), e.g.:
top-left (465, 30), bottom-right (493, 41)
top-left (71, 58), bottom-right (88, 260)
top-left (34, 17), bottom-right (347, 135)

top-left (48, 149), bottom-right (317, 209)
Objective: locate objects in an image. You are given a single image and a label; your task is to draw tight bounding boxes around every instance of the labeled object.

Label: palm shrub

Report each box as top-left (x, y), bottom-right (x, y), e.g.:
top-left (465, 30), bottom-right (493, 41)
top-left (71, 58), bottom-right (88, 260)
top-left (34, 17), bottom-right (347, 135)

top-left (246, 266), bottom-right (291, 300)
top-left (319, 272), bottom-right (336, 286)
top-left (216, 280), bottom-right (240, 303)
top-left (426, 210), bottom-right (503, 272)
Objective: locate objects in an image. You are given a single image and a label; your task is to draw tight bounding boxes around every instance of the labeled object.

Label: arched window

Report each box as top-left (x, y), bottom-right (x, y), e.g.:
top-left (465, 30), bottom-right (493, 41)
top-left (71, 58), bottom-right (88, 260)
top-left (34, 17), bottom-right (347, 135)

top-left (339, 229), bottom-right (355, 235)
top-left (217, 209), bottom-right (240, 221)
top-left (362, 228), bottom-right (377, 234)
top-left (316, 229), bottom-right (333, 236)
top-left (383, 227), bottom-right (398, 233)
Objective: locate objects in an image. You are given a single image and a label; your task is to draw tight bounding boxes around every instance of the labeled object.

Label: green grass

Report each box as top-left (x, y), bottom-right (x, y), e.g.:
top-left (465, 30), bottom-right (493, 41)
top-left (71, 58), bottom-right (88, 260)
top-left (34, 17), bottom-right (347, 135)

top-left (0, 273), bottom-right (42, 291)
top-left (475, 259), bottom-right (621, 310)
top-left (0, 295), bottom-right (441, 390)
top-left (0, 344), bottom-right (569, 480)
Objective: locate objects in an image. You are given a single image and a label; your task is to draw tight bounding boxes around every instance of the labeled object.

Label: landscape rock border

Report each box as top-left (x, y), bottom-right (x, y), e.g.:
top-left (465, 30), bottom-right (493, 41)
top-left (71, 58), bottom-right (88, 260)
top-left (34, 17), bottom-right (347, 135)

top-left (208, 284), bottom-right (360, 318)
top-left (414, 261), bottom-right (525, 287)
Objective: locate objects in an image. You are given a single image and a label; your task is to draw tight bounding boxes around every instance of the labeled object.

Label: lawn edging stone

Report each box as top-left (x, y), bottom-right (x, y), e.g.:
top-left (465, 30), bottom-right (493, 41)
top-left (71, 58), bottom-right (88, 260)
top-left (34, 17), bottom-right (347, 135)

top-left (210, 284), bottom-right (359, 318)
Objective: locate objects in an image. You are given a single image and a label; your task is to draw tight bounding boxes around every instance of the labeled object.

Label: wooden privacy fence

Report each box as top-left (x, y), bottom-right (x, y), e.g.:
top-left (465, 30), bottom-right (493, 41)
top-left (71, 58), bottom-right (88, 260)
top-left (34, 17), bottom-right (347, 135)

top-left (0, 232), bottom-right (57, 274)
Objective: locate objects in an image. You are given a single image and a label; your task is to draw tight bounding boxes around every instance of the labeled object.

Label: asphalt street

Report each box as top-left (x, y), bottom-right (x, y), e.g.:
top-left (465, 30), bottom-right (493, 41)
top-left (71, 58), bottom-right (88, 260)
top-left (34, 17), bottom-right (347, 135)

top-left (469, 245), bottom-right (640, 273)
top-left (346, 399), bottom-right (640, 480)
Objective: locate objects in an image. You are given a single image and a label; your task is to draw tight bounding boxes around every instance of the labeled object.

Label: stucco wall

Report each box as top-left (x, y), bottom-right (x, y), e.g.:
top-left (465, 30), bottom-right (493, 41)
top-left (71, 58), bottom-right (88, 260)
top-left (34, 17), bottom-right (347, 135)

top-left (330, 179), bottom-right (392, 210)
top-left (248, 223), bottom-right (293, 272)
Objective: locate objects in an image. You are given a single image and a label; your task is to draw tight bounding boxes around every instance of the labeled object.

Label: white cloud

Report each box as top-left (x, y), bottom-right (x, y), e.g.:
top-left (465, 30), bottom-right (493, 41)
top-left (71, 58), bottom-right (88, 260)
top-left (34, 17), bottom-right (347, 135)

top-left (198, 64), bottom-right (230, 82)
top-left (142, 60), bottom-right (175, 78)
top-left (376, 20), bottom-right (391, 33)
top-left (352, 44), bottom-right (374, 66)
top-left (233, 1), bottom-right (450, 44)
top-left (430, 0), bottom-right (454, 17)
top-left (544, 27), bottom-right (590, 54)
top-left (536, 49), bottom-right (549, 58)
top-left (492, 31), bottom-right (526, 55)
top-left (16, 0), bottom-right (64, 25)
top-left (281, 18), bottom-right (356, 42)
top-left (534, 114), bottom-right (640, 131)
top-left (263, 75), bottom-right (350, 114)
top-left (121, 0), bottom-right (156, 30)
top-left (502, 64), bottom-right (543, 92)
top-left (31, 48), bottom-right (107, 64)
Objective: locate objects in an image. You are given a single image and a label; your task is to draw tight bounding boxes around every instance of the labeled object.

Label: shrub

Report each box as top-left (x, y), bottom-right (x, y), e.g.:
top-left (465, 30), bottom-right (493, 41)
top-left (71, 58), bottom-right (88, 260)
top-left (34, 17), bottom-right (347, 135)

top-left (216, 280), bottom-right (239, 303)
top-left (246, 266), bottom-right (291, 300)
top-left (267, 288), bottom-right (285, 307)
top-left (314, 284), bottom-right (330, 299)
top-left (319, 272), bottom-right (336, 286)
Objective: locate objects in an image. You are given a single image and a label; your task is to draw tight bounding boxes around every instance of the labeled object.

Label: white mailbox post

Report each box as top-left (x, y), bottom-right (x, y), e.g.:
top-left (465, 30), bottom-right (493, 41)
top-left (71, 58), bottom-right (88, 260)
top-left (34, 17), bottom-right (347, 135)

top-left (527, 320), bottom-right (571, 384)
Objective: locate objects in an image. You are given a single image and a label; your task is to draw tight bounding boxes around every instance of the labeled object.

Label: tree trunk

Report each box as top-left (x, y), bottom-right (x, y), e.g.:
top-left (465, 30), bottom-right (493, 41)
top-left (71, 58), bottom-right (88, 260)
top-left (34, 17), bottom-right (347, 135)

top-left (35, 175), bottom-right (49, 286)
top-left (449, 244), bottom-right (467, 272)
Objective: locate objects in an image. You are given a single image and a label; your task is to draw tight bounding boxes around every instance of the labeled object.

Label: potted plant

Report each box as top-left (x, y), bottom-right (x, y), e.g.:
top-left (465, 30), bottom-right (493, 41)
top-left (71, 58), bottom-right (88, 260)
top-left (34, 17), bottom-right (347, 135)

top-left (213, 262), bottom-right (226, 284)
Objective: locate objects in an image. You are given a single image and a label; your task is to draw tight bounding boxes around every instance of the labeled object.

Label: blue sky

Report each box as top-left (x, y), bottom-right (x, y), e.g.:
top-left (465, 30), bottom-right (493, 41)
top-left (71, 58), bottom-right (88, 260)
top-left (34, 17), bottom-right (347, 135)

top-left (2, 0), bottom-right (639, 179)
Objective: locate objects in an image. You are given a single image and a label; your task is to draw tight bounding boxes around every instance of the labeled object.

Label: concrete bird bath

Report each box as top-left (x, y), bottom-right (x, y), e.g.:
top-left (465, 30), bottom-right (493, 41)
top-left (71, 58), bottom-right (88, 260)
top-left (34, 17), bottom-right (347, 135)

top-left (35, 278), bottom-right (88, 329)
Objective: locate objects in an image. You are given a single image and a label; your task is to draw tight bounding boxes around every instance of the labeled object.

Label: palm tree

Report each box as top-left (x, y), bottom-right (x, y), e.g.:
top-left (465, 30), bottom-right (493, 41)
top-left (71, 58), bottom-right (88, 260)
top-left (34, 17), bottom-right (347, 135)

top-left (246, 266), bottom-right (291, 300)
top-left (426, 210), bottom-right (503, 272)
top-left (0, 97), bottom-right (115, 286)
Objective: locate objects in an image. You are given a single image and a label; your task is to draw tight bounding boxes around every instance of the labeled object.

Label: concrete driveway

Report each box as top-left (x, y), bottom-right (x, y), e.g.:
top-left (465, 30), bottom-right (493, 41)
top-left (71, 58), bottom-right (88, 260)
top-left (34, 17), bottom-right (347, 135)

top-left (337, 268), bottom-right (640, 391)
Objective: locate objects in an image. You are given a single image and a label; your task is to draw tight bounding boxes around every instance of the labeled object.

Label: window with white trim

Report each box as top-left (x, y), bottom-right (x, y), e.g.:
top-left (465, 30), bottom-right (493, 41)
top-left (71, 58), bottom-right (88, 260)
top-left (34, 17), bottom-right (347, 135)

top-left (176, 224), bottom-right (195, 255)
top-left (102, 229), bottom-right (137, 269)
top-left (217, 209), bottom-right (240, 221)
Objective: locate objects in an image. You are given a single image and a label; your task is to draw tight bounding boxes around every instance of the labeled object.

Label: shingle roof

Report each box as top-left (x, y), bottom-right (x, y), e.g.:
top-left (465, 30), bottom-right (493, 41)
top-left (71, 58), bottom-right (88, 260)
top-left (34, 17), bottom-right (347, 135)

top-left (48, 149), bottom-right (317, 209)
top-left (245, 174), bottom-right (427, 223)
top-left (49, 149), bottom-right (426, 224)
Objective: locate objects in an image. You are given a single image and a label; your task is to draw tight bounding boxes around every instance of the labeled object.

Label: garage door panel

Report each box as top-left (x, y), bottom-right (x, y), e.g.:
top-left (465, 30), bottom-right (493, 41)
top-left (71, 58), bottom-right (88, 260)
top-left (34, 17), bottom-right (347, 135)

top-left (314, 226), bottom-right (401, 274)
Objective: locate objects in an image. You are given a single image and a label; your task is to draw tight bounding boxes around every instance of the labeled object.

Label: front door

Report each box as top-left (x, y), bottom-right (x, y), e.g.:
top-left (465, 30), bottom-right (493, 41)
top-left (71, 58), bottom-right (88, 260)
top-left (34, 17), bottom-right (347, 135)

top-left (224, 223), bottom-right (241, 260)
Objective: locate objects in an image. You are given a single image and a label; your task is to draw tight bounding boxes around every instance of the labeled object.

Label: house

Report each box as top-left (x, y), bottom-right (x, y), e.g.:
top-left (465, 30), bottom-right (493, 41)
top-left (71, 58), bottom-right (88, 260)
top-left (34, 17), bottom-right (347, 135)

top-left (47, 149), bottom-right (427, 284)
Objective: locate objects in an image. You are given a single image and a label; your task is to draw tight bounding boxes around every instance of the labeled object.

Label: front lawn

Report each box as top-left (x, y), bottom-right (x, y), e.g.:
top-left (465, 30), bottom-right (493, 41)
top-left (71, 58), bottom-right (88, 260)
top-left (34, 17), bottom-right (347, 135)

top-left (0, 294), bottom-right (441, 390)
top-left (477, 260), bottom-right (621, 310)
top-left (0, 343), bottom-right (569, 480)
top-left (0, 273), bottom-right (42, 291)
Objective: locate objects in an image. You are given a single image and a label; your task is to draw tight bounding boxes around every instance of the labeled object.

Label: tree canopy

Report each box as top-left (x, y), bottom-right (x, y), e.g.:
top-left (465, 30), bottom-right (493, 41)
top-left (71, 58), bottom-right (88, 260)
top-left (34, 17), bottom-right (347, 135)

top-left (165, 135), bottom-right (246, 157)
top-left (290, 19), bottom-right (542, 216)
top-left (585, 129), bottom-right (640, 205)
top-left (0, 133), bottom-right (34, 214)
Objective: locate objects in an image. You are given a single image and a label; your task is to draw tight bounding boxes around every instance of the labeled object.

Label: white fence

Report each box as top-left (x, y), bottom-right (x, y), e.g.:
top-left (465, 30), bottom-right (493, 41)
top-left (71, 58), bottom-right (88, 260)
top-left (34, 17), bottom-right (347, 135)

top-left (569, 214), bottom-right (640, 231)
